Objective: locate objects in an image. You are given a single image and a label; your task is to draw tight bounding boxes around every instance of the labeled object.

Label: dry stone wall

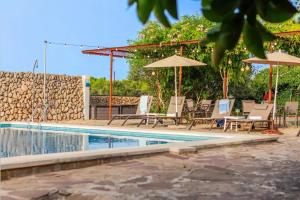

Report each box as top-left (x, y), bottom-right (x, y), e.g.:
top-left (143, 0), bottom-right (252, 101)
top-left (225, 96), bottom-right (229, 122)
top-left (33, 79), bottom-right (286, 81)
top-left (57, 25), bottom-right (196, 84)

top-left (0, 71), bottom-right (84, 122)
top-left (90, 95), bottom-right (140, 106)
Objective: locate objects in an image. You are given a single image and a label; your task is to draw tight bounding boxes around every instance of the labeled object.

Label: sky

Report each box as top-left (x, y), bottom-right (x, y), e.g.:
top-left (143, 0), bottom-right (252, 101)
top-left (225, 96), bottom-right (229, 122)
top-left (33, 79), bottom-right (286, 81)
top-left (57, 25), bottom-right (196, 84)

top-left (0, 0), bottom-right (201, 79)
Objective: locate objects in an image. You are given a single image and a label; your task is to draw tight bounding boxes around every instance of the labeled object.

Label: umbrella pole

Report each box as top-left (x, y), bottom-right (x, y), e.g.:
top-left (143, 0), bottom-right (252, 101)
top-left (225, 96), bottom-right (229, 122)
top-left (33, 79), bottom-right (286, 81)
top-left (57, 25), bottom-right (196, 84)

top-left (272, 66), bottom-right (279, 129)
top-left (174, 66), bottom-right (178, 125)
top-left (273, 66), bottom-right (279, 120)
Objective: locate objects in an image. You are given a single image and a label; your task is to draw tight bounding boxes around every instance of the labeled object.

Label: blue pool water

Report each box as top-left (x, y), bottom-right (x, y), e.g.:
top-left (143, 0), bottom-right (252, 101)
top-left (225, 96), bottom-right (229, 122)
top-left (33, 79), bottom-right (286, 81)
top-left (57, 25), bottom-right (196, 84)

top-left (0, 124), bottom-right (219, 158)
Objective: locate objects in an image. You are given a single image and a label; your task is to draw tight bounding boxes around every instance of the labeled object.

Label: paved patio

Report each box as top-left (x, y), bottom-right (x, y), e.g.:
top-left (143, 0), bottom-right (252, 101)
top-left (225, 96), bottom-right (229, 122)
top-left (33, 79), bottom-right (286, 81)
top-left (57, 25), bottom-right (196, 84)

top-left (1, 123), bottom-right (299, 200)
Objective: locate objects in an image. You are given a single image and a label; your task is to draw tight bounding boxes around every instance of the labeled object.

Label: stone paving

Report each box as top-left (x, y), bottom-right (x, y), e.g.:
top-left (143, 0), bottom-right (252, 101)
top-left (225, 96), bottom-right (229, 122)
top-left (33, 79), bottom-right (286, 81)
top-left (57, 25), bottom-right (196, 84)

top-left (1, 128), bottom-right (300, 200)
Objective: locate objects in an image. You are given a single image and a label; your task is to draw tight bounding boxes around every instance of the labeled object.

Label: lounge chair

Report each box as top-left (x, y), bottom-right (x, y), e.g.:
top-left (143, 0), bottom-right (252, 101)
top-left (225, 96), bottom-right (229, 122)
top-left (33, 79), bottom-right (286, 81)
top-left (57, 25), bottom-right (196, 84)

top-left (195, 99), bottom-right (213, 118)
top-left (184, 99), bottom-right (196, 121)
top-left (242, 100), bottom-right (255, 116)
top-left (187, 99), bottom-right (235, 130)
top-left (283, 101), bottom-right (299, 127)
top-left (107, 95), bottom-right (153, 126)
top-left (137, 96), bottom-right (186, 128)
top-left (224, 103), bottom-right (274, 133)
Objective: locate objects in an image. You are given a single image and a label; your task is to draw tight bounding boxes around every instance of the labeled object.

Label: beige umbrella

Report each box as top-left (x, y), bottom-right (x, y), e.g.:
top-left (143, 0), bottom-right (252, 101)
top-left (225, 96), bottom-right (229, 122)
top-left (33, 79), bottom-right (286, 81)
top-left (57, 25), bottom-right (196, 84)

top-left (243, 51), bottom-right (300, 121)
top-left (244, 51), bottom-right (300, 66)
top-left (144, 55), bottom-right (206, 121)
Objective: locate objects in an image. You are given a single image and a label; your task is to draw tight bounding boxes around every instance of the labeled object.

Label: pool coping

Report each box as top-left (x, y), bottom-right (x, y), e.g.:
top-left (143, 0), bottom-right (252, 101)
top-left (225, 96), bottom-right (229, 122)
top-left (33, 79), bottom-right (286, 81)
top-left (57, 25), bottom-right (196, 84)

top-left (0, 122), bottom-right (279, 180)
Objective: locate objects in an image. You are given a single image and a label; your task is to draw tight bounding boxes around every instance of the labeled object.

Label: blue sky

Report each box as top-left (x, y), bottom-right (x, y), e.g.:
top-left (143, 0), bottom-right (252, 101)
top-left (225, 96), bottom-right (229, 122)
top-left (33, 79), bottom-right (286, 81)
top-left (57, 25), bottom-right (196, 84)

top-left (0, 0), bottom-right (201, 79)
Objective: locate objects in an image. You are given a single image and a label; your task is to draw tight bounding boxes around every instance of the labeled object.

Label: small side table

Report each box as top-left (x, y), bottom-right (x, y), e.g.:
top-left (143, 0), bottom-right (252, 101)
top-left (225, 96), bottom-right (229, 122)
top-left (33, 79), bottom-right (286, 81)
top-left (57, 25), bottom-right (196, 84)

top-left (224, 116), bottom-right (246, 132)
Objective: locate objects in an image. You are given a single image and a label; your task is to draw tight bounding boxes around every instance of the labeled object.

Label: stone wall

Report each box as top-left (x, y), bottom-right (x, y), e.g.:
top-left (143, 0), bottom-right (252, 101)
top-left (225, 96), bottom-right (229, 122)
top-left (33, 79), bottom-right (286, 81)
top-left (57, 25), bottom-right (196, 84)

top-left (0, 71), bottom-right (84, 121)
top-left (90, 95), bottom-right (140, 106)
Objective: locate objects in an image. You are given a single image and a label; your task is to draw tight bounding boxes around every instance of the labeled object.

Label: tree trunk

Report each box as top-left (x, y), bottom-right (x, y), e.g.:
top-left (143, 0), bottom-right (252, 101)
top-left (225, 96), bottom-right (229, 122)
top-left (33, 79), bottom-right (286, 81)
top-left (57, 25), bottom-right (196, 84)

top-left (223, 71), bottom-right (228, 99)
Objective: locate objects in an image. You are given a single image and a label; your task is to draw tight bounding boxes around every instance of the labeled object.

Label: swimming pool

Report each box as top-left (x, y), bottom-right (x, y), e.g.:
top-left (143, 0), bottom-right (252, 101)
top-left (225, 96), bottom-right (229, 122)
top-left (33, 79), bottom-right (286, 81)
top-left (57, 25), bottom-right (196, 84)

top-left (1, 123), bottom-right (278, 180)
top-left (0, 123), bottom-right (219, 158)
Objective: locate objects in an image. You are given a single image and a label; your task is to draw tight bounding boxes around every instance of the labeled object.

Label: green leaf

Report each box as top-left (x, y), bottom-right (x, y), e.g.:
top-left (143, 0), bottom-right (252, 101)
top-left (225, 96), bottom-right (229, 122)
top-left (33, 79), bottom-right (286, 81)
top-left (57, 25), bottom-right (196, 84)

top-left (211, 14), bottom-right (243, 66)
top-left (211, 0), bottom-right (239, 16)
top-left (202, 0), bottom-right (223, 22)
top-left (243, 20), bottom-right (266, 59)
top-left (202, 0), bottom-right (214, 7)
top-left (163, 0), bottom-right (178, 19)
top-left (256, 0), bottom-right (297, 23)
top-left (153, 1), bottom-right (171, 27)
top-left (137, 0), bottom-right (154, 24)
top-left (212, 43), bottom-right (225, 66)
top-left (256, 21), bottom-right (277, 41)
top-left (202, 9), bottom-right (223, 22)
top-left (128, 0), bottom-right (136, 6)
top-left (218, 14), bottom-right (243, 50)
top-left (206, 24), bottom-right (221, 42)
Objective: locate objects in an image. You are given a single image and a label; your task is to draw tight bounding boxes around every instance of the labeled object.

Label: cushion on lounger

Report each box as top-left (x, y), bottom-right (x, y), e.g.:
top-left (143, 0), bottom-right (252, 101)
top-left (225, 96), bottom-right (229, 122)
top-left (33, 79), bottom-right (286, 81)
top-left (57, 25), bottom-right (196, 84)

top-left (249, 116), bottom-right (262, 120)
top-left (254, 104), bottom-right (268, 110)
top-left (167, 113), bottom-right (176, 117)
top-left (219, 99), bottom-right (230, 114)
top-left (140, 95), bottom-right (149, 114)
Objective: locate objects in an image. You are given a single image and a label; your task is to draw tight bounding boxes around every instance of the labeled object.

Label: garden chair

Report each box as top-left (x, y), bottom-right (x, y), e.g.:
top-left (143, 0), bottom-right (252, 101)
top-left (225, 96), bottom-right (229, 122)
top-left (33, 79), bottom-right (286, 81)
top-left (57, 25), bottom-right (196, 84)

top-left (187, 99), bottom-right (235, 130)
top-left (224, 103), bottom-right (274, 133)
top-left (107, 95), bottom-right (153, 126)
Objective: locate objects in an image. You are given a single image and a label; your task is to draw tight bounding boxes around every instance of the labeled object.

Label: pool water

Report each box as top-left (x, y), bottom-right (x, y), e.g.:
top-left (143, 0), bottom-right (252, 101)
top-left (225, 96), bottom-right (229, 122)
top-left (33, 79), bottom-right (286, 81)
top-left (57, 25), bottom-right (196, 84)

top-left (0, 124), bottom-right (220, 158)
top-left (0, 128), bottom-right (169, 158)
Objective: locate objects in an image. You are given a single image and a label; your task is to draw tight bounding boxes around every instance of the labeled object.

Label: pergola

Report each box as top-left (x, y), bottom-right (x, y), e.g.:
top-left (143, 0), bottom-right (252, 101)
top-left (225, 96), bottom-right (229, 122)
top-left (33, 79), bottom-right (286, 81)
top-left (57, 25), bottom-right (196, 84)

top-left (82, 30), bottom-right (300, 120)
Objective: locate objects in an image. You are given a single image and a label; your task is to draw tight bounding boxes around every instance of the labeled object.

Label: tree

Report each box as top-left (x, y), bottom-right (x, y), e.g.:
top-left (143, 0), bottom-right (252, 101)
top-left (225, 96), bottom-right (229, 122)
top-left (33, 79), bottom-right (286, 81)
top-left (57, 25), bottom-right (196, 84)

top-left (90, 77), bottom-right (149, 96)
top-left (252, 67), bottom-right (300, 106)
top-left (127, 16), bottom-right (250, 109)
top-left (129, 0), bottom-right (298, 66)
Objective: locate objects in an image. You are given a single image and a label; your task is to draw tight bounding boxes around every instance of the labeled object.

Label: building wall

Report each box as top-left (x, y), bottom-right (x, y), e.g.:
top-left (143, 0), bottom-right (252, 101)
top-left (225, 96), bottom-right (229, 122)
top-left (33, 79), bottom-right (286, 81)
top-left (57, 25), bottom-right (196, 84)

top-left (0, 71), bottom-right (84, 121)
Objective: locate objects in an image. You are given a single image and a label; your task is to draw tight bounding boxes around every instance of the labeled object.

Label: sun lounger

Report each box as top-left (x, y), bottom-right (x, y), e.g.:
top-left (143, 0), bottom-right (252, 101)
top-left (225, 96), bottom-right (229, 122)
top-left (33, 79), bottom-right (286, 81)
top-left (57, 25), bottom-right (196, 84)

top-left (184, 99), bottom-right (196, 121)
top-left (195, 99), bottom-right (213, 118)
top-left (187, 99), bottom-right (235, 130)
top-left (224, 103), bottom-right (274, 133)
top-left (283, 101), bottom-right (299, 127)
top-left (137, 96), bottom-right (186, 128)
top-left (242, 100), bottom-right (255, 116)
top-left (107, 95), bottom-right (153, 126)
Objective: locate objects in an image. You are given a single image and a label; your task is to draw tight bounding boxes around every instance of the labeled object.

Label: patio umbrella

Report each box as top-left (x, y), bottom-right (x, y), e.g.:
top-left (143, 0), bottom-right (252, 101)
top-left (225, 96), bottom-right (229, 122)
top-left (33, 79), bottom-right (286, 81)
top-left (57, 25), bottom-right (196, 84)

top-left (243, 51), bottom-right (300, 121)
top-left (144, 55), bottom-right (206, 122)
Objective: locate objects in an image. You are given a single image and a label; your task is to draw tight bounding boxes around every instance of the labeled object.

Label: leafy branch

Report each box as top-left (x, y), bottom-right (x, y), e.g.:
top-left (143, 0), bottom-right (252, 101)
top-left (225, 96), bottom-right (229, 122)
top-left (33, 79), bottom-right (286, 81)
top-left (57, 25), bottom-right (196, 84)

top-left (129, 0), bottom-right (298, 66)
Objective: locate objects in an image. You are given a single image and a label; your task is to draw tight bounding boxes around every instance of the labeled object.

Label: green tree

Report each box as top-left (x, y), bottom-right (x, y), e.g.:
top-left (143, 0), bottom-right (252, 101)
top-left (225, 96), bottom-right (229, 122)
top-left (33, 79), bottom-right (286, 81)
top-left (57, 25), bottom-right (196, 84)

top-left (127, 16), bottom-right (251, 110)
top-left (90, 77), bottom-right (149, 96)
top-left (252, 67), bottom-right (300, 106)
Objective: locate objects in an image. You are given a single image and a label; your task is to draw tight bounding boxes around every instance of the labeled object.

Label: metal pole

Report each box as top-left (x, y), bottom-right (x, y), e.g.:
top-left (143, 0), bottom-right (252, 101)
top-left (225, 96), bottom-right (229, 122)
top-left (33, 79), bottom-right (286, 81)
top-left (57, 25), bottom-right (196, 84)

top-left (174, 66), bottom-right (178, 125)
top-left (273, 66), bottom-right (279, 121)
top-left (31, 60), bottom-right (38, 122)
top-left (43, 41), bottom-right (47, 121)
top-left (179, 46), bottom-right (183, 96)
top-left (109, 50), bottom-right (113, 120)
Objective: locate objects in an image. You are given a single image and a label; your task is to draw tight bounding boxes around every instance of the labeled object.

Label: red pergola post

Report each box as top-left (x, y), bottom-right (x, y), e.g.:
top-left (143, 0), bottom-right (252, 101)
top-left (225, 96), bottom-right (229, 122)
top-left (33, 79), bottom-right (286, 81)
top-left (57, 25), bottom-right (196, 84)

top-left (268, 64), bottom-right (273, 104)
